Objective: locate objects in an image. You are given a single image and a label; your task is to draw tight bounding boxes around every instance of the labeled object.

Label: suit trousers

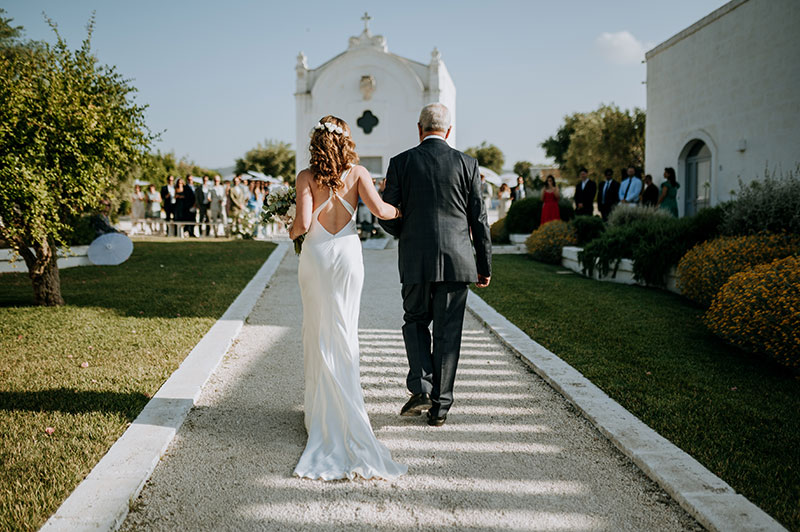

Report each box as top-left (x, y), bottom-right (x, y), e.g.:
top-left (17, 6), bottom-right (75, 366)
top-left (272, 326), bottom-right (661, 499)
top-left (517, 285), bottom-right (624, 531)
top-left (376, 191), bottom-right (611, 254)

top-left (401, 281), bottom-right (469, 417)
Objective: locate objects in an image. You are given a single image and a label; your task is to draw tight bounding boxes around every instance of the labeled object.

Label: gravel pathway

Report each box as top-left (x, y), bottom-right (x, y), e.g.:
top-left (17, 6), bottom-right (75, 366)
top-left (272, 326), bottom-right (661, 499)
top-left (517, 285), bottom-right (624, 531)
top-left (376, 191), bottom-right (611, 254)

top-left (122, 249), bottom-right (700, 531)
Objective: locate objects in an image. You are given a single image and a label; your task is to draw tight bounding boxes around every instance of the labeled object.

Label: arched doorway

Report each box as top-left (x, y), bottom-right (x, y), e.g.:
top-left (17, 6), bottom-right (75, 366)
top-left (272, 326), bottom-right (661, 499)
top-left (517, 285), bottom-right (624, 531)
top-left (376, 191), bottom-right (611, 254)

top-left (683, 140), bottom-right (712, 216)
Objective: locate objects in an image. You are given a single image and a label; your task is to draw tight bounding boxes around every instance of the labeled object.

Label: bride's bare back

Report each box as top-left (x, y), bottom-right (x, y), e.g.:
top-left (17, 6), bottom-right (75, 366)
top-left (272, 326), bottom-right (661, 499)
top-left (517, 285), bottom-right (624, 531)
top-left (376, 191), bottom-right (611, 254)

top-left (290, 165), bottom-right (399, 240)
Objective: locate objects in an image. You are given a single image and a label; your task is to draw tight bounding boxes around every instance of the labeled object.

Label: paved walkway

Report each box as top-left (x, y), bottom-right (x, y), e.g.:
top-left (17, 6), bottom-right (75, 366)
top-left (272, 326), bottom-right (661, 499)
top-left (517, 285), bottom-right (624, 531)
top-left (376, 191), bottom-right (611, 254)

top-left (122, 249), bottom-right (699, 531)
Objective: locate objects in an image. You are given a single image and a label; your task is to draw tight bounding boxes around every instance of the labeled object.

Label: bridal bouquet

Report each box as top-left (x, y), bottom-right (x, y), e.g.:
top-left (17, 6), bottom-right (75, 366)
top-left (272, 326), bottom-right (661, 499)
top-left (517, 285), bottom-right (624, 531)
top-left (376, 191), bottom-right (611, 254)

top-left (261, 186), bottom-right (303, 254)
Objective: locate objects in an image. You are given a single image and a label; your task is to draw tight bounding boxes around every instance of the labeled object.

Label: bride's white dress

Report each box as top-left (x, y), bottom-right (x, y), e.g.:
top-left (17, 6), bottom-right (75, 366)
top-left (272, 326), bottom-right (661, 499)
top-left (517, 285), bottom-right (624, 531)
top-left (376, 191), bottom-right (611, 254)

top-left (294, 171), bottom-right (407, 481)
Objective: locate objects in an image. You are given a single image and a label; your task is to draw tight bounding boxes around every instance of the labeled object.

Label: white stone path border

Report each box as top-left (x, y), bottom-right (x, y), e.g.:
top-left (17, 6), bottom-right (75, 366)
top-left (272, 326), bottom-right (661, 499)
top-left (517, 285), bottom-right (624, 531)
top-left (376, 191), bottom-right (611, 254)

top-left (40, 242), bottom-right (291, 532)
top-left (466, 291), bottom-right (785, 532)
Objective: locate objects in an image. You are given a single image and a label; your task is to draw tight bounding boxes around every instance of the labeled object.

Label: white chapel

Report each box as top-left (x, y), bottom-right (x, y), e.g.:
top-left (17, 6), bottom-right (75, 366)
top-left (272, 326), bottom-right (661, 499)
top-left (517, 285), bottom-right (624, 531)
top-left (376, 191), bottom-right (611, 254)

top-left (294, 13), bottom-right (456, 178)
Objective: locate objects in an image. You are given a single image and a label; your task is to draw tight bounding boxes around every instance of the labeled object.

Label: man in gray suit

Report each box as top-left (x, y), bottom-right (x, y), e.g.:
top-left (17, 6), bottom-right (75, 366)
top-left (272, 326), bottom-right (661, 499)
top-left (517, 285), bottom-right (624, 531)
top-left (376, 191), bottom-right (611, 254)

top-left (380, 103), bottom-right (492, 427)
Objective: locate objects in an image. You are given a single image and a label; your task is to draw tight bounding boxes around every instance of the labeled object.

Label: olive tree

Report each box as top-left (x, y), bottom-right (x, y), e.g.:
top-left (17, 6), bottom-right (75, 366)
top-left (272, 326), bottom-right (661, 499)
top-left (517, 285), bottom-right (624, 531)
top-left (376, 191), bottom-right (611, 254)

top-left (464, 142), bottom-right (505, 174)
top-left (0, 16), bottom-right (152, 305)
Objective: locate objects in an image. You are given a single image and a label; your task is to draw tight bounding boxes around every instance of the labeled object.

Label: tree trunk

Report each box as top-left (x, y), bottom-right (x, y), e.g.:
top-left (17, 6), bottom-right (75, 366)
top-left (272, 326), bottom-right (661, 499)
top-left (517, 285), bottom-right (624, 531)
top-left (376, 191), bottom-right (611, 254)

top-left (15, 237), bottom-right (65, 306)
top-left (1, 232), bottom-right (66, 306)
top-left (29, 250), bottom-right (65, 306)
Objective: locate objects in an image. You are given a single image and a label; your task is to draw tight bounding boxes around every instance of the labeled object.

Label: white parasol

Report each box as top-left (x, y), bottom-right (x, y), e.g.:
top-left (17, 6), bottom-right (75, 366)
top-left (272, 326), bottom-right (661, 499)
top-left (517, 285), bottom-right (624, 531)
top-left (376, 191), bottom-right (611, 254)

top-left (478, 167), bottom-right (500, 186)
top-left (132, 179), bottom-right (150, 186)
top-left (88, 233), bottom-right (134, 266)
top-left (499, 172), bottom-right (520, 186)
top-left (247, 171), bottom-right (283, 184)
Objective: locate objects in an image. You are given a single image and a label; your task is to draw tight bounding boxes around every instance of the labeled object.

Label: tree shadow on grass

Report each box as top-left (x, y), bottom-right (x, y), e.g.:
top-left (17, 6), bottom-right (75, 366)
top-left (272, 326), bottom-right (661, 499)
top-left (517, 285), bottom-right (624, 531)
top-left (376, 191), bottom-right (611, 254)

top-left (0, 389), bottom-right (150, 419)
top-left (0, 241), bottom-right (275, 318)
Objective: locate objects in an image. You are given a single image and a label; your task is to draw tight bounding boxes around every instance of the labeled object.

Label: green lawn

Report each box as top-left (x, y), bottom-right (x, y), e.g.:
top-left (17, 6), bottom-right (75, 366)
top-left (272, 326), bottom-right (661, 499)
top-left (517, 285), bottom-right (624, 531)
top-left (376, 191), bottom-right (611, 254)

top-left (0, 240), bottom-right (275, 532)
top-left (476, 255), bottom-right (799, 531)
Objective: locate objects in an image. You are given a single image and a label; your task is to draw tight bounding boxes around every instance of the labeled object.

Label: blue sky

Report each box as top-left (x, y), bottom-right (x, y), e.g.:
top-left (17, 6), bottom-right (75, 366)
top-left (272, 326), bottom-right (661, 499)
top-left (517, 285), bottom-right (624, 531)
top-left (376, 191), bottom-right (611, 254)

top-left (7, 0), bottom-right (727, 171)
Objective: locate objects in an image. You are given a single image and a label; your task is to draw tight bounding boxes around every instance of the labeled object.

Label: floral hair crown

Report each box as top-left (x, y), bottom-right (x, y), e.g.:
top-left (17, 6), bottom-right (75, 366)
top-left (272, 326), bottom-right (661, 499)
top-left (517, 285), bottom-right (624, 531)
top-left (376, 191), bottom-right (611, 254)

top-left (311, 121), bottom-right (349, 137)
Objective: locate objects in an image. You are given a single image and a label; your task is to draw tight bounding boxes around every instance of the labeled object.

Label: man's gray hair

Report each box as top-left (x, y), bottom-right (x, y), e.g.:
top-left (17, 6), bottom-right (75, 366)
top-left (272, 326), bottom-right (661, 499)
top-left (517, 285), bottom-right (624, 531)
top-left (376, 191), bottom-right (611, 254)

top-left (418, 103), bottom-right (451, 132)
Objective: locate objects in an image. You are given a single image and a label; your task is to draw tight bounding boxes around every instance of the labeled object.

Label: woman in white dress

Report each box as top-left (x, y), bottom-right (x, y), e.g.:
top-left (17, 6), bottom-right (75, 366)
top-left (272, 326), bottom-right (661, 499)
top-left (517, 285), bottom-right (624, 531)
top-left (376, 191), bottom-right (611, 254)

top-left (289, 115), bottom-right (407, 481)
top-left (497, 183), bottom-right (511, 219)
top-left (131, 184), bottom-right (146, 234)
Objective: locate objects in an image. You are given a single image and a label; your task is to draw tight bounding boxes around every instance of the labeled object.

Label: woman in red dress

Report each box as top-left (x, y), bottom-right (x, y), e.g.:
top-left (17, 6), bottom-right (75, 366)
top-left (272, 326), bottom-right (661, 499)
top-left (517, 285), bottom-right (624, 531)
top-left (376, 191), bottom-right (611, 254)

top-left (540, 174), bottom-right (561, 225)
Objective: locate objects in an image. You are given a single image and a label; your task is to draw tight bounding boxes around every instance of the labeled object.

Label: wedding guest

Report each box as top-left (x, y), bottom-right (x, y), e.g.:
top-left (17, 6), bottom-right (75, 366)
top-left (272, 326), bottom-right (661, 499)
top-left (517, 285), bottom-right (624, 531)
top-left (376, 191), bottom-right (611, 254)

top-left (174, 178), bottom-right (193, 237)
top-left (224, 181), bottom-right (232, 216)
top-left (540, 175), bottom-right (561, 225)
top-left (619, 166), bottom-right (642, 205)
top-left (228, 174), bottom-right (248, 234)
top-left (597, 168), bottom-right (620, 221)
top-left (209, 175), bottom-right (227, 236)
top-left (130, 184), bottom-right (146, 234)
top-left (160, 175), bottom-right (176, 235)
top-left (641, 174), bottom-right (659, 207)
top-left (511, 175), bottom-right (527, 202)
top-left (573, 168), bottom-right (596, 216)
top-left (184, 175), bottom-right (196, 236)
top-left (145, 184), bottom-right (162, 233)
top-left (497, 183), bottom-right (511, 219)
top-left (196, 175), bottom-right (212, 236)
top-left (248, 181), bottom-right (265, 238)
top-left (182, 174), bottom-right (196, 236)
top-left (657, 167), bottom-right (680, 217)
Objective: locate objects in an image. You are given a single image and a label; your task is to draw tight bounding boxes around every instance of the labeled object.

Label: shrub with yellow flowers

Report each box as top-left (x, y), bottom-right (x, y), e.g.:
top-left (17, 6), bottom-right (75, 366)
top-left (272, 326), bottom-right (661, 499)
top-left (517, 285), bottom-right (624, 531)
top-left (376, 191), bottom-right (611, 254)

top-left (525, 220), bottom-right (578, 264)
top-left (705, 255), bottom-right (800, 369)
top-left (676, 233), bottom-right (800, 307)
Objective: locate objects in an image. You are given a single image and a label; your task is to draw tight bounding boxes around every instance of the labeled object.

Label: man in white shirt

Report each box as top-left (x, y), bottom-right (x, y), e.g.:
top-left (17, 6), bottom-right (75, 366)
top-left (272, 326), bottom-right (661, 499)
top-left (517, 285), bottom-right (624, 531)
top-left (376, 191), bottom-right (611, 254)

top-left (511, 175), bottom-right (527, 202)
top-left (209, 175), bottom-right (227, 236)
top-left (619, 166), bottom-right (643, 205)
top-left (160, 175), bottom-right (177, 235)
top-left (196, 175), bottom-right (212, 236)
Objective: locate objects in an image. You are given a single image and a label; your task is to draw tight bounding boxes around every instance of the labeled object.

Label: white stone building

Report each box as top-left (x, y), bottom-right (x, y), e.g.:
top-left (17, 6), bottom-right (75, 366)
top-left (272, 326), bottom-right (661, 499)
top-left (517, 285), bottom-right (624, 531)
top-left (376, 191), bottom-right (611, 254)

top-left (294, 14), bottom-right (456, 178)
top-left (645, 0), bottom-right (800, 216)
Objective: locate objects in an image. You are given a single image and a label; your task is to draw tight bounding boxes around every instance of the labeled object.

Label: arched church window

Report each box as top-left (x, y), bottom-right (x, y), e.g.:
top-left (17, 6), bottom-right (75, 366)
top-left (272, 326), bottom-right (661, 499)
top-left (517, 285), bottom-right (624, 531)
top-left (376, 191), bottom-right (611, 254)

top-left (357, 110), bottom-right (379, 134)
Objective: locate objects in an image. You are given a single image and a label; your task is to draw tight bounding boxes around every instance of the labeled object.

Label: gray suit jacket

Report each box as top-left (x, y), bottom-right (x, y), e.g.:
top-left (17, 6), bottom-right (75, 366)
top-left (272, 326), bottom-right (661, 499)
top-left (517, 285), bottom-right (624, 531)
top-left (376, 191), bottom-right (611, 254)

top-left (379, 138), bottom-right (492, 285)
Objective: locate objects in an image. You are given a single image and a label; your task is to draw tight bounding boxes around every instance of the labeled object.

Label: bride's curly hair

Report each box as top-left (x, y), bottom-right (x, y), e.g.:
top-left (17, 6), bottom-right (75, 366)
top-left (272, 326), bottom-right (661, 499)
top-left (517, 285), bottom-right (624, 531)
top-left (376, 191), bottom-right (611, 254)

top-left (308, 115), bottom-right (359, 191)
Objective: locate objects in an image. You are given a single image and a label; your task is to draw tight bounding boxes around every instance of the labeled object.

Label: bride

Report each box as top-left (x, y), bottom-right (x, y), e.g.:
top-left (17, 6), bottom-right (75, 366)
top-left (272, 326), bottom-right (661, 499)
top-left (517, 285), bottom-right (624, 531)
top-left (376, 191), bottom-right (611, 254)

top-left (289, 115), bottom-right (407, 480)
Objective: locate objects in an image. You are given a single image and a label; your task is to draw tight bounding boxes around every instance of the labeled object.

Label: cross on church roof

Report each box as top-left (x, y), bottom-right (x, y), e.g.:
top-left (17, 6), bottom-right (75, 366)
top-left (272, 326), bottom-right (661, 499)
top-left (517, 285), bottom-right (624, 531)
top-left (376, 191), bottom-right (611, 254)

top-left (361, 12), bottom-right (371, 32)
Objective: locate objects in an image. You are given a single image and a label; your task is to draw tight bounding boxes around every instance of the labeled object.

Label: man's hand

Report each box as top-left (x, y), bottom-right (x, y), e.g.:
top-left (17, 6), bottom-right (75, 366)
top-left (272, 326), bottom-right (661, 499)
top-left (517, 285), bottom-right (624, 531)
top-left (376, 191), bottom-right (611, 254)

top-left (475, 275), bottom-right (491, 288)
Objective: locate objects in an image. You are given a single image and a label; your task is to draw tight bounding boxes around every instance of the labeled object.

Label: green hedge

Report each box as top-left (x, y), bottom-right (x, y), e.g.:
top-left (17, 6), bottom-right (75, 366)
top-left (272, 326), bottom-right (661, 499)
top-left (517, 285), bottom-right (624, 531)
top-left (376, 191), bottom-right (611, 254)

top-left (571, 216), bottom-right (605, 245)
top-left (579, 205), bottom-right (726, 287)
top-left (505, 197), bottom-right (543, 234)
top-left (721, 165), bottom-right (800, 236)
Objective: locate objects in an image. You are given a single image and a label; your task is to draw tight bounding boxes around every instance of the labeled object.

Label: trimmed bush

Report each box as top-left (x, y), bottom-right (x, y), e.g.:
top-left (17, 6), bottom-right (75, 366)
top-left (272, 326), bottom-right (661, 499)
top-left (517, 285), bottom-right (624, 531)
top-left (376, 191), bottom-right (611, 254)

top-left (721, 164), bottom-right (800, 236)
top-left (705, 255), bottom-right (800, 369)
top-left (525, 220), bottom-right (578, 264)
top-left (491, 217), bottom-right (509, 244)
top-left (558, 198), bottom-right (575, 222)
top-left (608, 204), bottom-right (672, 227)
top-left (505, 197), bottom-right (543, 234)
top-left (677, 233), bottom-right (800, 307)
top-left (684, 204), bottom-right (726, 244)
top-left (570, 215), bottom-right (605, 245)
top-left (579, 208), bottom-right (726, 287)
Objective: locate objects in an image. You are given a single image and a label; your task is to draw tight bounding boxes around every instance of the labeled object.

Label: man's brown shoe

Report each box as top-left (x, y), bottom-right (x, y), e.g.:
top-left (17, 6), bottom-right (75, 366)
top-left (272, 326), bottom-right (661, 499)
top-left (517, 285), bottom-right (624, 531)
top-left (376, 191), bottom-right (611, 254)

top-left (400, 393), bottom-right (432, 416)
top-left (426, 411), bottom-right (447, 427)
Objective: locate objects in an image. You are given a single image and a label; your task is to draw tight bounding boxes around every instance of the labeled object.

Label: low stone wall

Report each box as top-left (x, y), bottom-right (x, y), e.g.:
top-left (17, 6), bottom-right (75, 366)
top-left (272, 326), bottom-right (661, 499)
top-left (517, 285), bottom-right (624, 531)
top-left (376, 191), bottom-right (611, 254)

top-left (0, 246), bottom-right (92, 274)
top-left (561, 246), bottom-right (680, 294)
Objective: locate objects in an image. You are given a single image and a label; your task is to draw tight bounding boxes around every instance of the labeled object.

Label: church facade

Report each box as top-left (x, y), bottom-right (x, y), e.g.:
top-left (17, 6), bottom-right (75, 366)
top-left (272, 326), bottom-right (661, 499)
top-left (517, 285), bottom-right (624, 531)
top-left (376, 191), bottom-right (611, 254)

top-left (645, 0), bottom-right (800, 216)
top-left (294, 15), bottom-right (456, 178)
